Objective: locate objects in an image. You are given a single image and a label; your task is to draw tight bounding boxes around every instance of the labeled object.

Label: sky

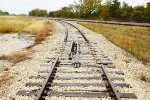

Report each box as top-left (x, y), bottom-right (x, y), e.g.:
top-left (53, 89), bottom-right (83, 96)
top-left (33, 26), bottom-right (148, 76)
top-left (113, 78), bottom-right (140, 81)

top-left (0, 0), bottom-right (149, 14)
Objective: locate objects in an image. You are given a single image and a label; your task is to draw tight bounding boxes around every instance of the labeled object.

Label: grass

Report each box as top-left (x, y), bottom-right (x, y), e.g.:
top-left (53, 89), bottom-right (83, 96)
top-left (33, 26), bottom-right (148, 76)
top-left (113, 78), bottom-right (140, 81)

top-left (0, 16), bottom-right (53, 64)
top-left (34, 21), bottom-right (53, 43)
top-left (140, 73), bottom-right (147, 82)
top-left (0, 16), bottom-right (39, 33)
top-left (79, 22), bottom-right (150, 63)
top-left (1, 50), bottom-right (32, 64)
top-left (0, 16), bottom-right (53, 43)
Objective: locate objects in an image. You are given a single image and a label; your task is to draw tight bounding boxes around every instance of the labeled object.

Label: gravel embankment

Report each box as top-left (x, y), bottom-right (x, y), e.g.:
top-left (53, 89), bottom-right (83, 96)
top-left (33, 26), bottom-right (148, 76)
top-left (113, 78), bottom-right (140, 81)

top-left (0, 20), bottom-right (65, 100)
top-left (69, 21), bottom-right (150, 100)
top-left (1, 20), bottom-right (149, 100)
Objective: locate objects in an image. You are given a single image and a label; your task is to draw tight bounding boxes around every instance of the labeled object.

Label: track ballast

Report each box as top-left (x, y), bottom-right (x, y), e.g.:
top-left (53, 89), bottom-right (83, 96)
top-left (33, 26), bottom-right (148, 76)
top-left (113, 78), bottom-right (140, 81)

top-left (16, 21), bottom-right (137, 100)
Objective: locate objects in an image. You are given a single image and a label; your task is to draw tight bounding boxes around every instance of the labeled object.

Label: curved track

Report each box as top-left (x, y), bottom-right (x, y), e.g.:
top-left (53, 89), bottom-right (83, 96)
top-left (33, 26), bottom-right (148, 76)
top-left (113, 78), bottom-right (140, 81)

top-left (16, 21), bottom-right (137, 100)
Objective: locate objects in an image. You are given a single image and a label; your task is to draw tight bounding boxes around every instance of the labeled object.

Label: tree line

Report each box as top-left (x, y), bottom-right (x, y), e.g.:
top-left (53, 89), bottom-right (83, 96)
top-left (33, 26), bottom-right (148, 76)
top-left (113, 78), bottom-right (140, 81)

top-left (48, 0), bottom-right (150, 22)
top-left (28, 0), bottom-right (150, 23)
top-left (0, 10), bottom-right (9, 15)
top-left (29, 9), bottom-right (48, 17)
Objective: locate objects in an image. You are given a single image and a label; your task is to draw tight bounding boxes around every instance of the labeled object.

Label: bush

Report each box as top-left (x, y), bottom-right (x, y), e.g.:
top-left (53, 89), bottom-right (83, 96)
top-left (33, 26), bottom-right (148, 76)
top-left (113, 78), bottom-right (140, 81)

top-left (29, 9), bottom-right (48, 17)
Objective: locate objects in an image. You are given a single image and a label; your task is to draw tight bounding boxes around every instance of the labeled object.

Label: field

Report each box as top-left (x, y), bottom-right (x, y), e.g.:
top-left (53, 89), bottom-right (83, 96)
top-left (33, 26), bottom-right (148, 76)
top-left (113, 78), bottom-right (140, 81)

top-left (0, 16), bottom-right (52, 43)
top-left (0, 16), bottom-right (53, 64)
top-left (79, 22), bottom-right (150, 63)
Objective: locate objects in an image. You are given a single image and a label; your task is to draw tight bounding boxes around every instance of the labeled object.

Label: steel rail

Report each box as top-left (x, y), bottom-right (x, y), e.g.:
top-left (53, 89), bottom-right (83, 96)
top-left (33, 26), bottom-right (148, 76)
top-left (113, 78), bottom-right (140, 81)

top-left (35, 57), bottom-right (59, 100)
top-left (16, 20), bottom-right (137, 99)
top-left (56, 18), bottom-right (150, 28)
top-left (69, 40), bottom-right (75, 60)
top-left (75, 41), bottom-right (80, 68)
top-left (62, 21), bottom-right (89, 43)
top-left (60, 21), bottom-right (68, 42)
top-left (63, 21), bottom-right (121, 99)
top-left (101, 65), bottom-right (121, 100)
top-left (64, 29), bottom-right (68, 42)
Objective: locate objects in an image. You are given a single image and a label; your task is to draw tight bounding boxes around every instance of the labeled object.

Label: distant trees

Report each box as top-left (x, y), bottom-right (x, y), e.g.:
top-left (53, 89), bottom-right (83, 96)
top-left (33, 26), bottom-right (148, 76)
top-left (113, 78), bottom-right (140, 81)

top-left (29, 9), bottom-right (48, 17)
top-left (18, 14), bottom-right (27, 16)
top-left (120, 2), bottom-right (133, 21)
top-left (101, 5), bottom-right (110, 20)
top-left (47, 0), bottom-right (150, 22)
top-left (109, 0), bottom-right (121, 19)
top-left (145, 2), bottom-right (150, 22)
top-left (0, 10), bottom-right (9, 15)
top-left (80, 0), bottom-right (102, 18)
top-left (49, 0), bottom-right (102, 19)
top-left (132, 6), bottom-right (145, 22)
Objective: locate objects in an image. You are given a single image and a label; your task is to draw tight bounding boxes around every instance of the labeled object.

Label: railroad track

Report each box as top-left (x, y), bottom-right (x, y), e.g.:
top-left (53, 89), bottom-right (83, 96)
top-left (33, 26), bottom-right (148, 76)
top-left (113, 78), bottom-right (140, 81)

top-left (16, 21), bottom-right (137, 100)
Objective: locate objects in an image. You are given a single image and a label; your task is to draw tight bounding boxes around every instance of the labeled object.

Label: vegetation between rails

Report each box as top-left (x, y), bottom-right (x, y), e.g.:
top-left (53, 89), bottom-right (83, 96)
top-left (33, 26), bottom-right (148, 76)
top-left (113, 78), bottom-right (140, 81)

top-left (79, 22), bottom-right (150, 63)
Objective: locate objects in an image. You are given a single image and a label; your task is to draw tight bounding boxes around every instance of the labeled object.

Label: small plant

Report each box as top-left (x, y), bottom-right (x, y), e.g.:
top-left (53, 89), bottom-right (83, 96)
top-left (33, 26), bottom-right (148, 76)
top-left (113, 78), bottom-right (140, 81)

top-left (1, 50), bottom-right (31, 64)
top-left (3, 68), bottom-right (9, 71)
top-left (140, 73), bottom-right (147, 82)
top-left (35, 22), bottom-right (52, 44)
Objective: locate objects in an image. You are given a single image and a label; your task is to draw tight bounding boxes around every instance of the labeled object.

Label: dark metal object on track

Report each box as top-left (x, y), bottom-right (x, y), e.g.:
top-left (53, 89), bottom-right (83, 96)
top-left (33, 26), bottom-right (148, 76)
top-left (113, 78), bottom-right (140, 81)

top-left (75, 41), bottom-right (81, 68)
top-left (69, 40), bottom-right (75, 60)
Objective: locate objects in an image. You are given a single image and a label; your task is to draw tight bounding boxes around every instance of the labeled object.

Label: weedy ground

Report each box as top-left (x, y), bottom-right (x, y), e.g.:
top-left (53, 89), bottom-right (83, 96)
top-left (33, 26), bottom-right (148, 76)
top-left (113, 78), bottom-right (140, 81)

top-left (79, 22), bottom-right (150, 63)
top-left (0, 16), bottom-right (53, 43)
top-left (0, 16), bottom-right (53, 64)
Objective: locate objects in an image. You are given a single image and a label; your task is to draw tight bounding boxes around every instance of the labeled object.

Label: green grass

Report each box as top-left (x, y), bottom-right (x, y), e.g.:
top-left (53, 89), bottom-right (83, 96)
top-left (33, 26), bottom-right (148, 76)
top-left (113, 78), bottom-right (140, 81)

top-left (79, 22), bottom-right (150, 63)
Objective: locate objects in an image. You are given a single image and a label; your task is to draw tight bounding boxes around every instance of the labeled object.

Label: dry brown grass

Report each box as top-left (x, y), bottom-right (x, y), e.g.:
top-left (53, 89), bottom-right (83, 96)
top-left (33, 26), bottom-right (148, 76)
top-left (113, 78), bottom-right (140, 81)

top-left (1, 50), bottom-right (31, 64)
top-left (140, 73), bottom-right (146, 82)
top-left (35, 21), bottom-right (53, 43)
top-left (0, 16), bottom-right (41, 34)
top-left (0, 16), bottom-right (53, 43)
top-left (79, 22), bottom-right (150, 63)
top-left (0, 16), bottom-right (53, 44)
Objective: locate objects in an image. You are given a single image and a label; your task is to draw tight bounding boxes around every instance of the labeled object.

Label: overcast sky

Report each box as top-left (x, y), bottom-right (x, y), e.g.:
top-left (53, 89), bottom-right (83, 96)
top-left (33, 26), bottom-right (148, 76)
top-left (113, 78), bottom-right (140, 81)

top-left (0, 0), bottom-right (149, 14)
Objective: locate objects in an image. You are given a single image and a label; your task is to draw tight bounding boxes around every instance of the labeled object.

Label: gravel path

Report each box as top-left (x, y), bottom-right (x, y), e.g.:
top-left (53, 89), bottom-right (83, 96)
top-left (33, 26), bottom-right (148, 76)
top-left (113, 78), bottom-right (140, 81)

top-left (0, 20), bottom-right (65, 100)
top-left (69, 21), bottom-right (150, 100)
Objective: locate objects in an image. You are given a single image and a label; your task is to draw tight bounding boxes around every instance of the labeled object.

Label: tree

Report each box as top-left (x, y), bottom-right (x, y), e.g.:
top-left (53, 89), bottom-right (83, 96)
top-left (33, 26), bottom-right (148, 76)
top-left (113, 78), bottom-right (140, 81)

top-left (105, 0), bottom-right (112, 6)
top-left (60, 7), bottom-right (74, 18)
top-left (109, 0), bottom-right (121, 19)
top-left (49, 10), bottom-right (61, 17)
top-left (29, 9), bottom-right (48, 17)
top-left (0, 10), bottom-right (9, 15)
top-left (120, 2), bottom-right (133, 21)
top-left (81, 0), bottom-right (102, 18)
top-left (132, 6), bottom-right (145, 22)
top-left (145, 2), bottom-right (150, 22)
top-left (48, 0), bottom-right (150, 22)
top-left (101, 5), bottom-right (110, 20)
